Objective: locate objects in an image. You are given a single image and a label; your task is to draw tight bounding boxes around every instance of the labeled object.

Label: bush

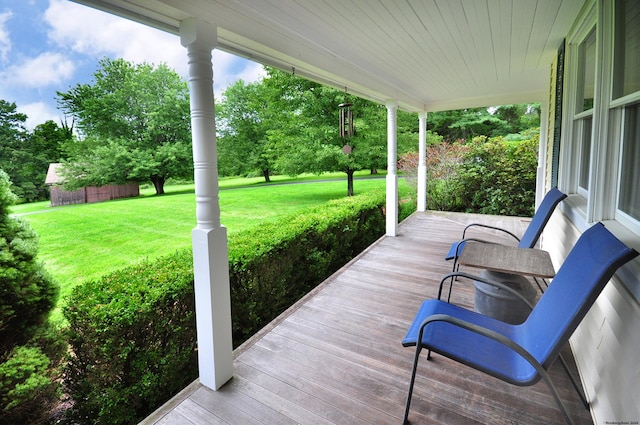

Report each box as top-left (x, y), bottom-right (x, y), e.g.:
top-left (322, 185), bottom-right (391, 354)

top-left (63, 251), bottom-right (198, 425)
top-left (0, 345), bottom-right (60, 424)
top-left (63, 190), bottom-right (387, 424)
top-left (0, 170), bottom-right (61, 424)
top-left (398, 132), bottom-right (538, 216)
top-left (0, 170), bottom-right (58, 353)
top-left (455, 135), bottom-right (538, 216)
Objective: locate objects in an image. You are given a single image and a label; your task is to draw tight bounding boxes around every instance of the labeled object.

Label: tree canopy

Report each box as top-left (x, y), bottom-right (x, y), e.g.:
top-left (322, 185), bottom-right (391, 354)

top-left (57, 58), bottom-right (192, 195)
top-left (216, 67), bottom-right (418, 195)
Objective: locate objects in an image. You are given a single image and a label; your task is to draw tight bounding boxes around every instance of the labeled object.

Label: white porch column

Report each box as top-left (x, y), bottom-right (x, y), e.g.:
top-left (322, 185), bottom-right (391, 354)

top-left (417, 111), bottom-right (427, 212)
top-left (386, 100), bottom-right (398, 236)
top-left (180, 18), bottom-right (233, 391)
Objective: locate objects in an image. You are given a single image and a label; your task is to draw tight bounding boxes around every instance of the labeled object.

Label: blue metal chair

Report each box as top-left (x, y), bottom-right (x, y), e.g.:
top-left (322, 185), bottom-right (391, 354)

top-left (403, 222), bottom-right (638, 425)
top-left (445, 187), bottom-right (567, 276)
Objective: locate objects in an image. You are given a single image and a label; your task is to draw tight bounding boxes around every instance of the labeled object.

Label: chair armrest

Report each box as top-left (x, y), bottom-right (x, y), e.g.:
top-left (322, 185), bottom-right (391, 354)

top-left (462, 223), bottom-right (521, 243)
top-left (438, 271), bottom-right (535, 311)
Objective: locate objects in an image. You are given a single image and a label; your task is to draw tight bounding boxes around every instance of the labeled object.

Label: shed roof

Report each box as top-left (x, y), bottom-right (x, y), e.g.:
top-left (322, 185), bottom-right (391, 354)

top-left (45, 163), bottom-right (65, 186)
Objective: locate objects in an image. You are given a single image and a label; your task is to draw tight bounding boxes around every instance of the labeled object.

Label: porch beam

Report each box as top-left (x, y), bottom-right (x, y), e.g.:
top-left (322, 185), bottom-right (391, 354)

top-left (417, 111), bottom-right (427, 212)
top-left (386, 100), bottom-right (398, 236)
top-left (180, 17), bottom-right (233, 391)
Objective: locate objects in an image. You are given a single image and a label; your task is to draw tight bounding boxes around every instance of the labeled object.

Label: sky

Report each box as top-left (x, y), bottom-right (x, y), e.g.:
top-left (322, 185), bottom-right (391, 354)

top-left (0, 0), bottom-right (264, 129)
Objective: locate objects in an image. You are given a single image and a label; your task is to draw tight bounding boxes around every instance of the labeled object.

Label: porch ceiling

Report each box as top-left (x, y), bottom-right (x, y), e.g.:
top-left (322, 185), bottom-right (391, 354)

top-left (72, 0), bottom-right (586, 112)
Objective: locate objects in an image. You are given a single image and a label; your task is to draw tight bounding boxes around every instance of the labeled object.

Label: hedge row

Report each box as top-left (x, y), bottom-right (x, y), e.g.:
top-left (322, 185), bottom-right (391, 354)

top-left (64, 189), bottom-right (390, 424)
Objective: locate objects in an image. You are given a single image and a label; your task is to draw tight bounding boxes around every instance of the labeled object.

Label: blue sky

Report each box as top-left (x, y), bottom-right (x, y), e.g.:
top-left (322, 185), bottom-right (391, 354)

top-left (0, 0), bottom-right (263, 129)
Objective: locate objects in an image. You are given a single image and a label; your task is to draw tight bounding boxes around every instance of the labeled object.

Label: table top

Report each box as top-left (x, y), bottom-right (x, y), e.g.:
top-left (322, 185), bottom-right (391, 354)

top-left (457, 241), bottom-right (556, 278)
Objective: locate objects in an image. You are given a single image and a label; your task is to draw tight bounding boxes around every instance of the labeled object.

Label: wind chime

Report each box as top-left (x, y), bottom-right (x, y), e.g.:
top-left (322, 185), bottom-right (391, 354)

top-left (339, 100), bottom-right (353, 154)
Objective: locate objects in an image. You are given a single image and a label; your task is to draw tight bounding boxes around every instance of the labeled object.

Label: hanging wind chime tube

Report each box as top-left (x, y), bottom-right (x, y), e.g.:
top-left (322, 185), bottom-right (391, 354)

top-left (339, 102), bottom-right (353, 139)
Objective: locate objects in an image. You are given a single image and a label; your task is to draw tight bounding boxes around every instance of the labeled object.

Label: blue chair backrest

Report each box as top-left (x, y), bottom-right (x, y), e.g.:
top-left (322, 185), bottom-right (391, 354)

top-left (518, 187), bottom-right (567, 249)
top-left (521, 223), bottom-right (637, 367)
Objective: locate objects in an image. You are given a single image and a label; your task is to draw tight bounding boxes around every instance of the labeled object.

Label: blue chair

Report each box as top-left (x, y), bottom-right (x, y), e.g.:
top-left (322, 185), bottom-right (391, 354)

top-left (445, 187), bottom-right (567, 275)
top-left (403, 222), bottom-right (638, 425)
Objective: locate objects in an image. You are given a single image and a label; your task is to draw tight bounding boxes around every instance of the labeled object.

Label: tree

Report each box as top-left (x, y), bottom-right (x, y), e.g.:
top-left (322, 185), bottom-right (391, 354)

top-left (261, 68), bottom-right (417, 196)
top-left (427, 103), bottom-right (541, 142)
top-left (0, 101), bottom-right (29, 200)
top-left (216, 80), bottom-right (274, 181)
top-left (57, 58), bottom-right (192, 195)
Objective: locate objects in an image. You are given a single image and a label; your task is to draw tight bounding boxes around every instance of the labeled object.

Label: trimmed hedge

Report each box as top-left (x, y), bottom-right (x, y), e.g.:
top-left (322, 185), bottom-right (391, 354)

top-left (63, 189), bottom-right (388, 424)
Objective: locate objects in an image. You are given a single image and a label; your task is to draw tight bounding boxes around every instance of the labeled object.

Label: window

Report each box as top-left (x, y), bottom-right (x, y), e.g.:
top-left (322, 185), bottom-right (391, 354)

top-left (571, 28), bottom-right (597, 196)
top-left (578, 117), bottom-right (592, 191)
top-left (613, 0), bottom-right (640, 99)
top-left (613, 0), bottom-right (640, 225)
top-left (578, 29), bottom-right (596, 112)
top-left (618, 105), bottom-right (640, 220)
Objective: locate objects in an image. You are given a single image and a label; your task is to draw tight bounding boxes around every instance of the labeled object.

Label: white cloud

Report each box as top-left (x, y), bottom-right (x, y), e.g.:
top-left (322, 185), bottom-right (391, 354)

top-left (45, 0), bottom-right (185, 69)
top-left (18, 101), bottom-right (62, 130)
top-left (44, 0), bottom-right (262, 93)
top-left (1, 52), bottom-right (75, 88)
top-left (0, 10), bottom-right (12, 62)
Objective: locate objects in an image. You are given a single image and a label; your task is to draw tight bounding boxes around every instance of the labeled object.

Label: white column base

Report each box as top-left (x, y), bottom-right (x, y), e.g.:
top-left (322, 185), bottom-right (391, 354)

top-left (192, 226), bottom-right (234, 390)
top-left (417, 164), bottom-right (427, 212)
top-left (386, 173), bottom-right (398, 236)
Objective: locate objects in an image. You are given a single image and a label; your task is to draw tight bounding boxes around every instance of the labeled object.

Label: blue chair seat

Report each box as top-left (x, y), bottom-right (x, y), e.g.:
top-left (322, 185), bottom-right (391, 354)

top-left (402, 299), bottom-right (538, 385)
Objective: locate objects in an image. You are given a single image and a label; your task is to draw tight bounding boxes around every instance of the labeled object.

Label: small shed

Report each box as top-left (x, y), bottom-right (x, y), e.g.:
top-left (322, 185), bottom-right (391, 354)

top-left (45, 163), bottom-right (140, 207)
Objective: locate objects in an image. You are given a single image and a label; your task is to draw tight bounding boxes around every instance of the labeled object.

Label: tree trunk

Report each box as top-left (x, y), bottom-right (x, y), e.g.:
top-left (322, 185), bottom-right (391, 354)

top-left (262, 169), bottom-right (271, 183)
top-left (151, 176), bottom-right (165, 195)
top-left (346, 169), bottom-right (354, 197)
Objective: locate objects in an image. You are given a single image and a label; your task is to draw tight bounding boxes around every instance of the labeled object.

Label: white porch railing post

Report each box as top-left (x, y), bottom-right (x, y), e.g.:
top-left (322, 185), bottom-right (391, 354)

top-left (180, 17), bottom-right (233, 391)
top-left (386, 100), bottom-right (398, 236)
top-left (417, 111), bottom-right (427, 212)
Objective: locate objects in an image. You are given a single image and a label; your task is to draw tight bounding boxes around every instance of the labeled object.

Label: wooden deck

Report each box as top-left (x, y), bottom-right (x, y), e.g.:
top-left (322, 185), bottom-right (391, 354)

top-left (142, 212), bottom-right (594, 425)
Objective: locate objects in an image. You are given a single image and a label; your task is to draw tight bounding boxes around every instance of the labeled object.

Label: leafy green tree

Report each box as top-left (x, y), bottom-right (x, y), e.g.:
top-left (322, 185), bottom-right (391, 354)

top-left (428, 103), bottom-right (540, 141)
top-left (19, 120), bottom-right (71, 202)
top-left (0, 101), bottom-right (29, 200)
top-left (261, 68), bottom-right (417, 195)
top-left (216, 80), bottom-right (274, 181)
top-left (57, 58), bottom-right (192, 195)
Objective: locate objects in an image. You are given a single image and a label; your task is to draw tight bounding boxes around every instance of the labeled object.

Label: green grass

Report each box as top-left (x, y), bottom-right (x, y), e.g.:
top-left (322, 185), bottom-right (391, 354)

top-left (11, 174), bottom-right (402, 323)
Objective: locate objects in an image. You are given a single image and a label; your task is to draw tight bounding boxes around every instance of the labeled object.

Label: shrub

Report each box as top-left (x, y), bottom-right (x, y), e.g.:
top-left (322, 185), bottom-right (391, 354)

top-left (0, 345), bottom-right (60, 424)
top-left (455, 135), bottom-right (538, 216)
top-left (63, 190), bottom-right (387, 424)
top-left (63, 251), bottom-right (198, 425)
top-left (398, 132), bottom-right (538, 216)
top-left (0, 170), bottom-right (58, 353)
top-left (0, 170), bottom-right (61, 424)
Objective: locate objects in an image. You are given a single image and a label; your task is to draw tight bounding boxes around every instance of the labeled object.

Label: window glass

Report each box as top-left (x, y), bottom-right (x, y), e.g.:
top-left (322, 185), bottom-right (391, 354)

top-left (579, 117), bottom-right (592, 190)
top-left (618, 105), bottom-right (640, 220)
top-left (578, 29), bottom-right (597, 112)
top-left (613, 0), bottom-right (640, 99)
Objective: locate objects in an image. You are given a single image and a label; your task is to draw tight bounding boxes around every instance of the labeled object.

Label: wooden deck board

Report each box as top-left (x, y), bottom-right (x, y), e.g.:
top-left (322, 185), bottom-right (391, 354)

top-left (141, 212), bottom-right (594, 425)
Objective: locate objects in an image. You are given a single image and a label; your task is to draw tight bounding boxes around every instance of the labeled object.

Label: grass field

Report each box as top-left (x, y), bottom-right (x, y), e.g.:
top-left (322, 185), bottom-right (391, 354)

top-left (11, 172), bottom-right (407, 322)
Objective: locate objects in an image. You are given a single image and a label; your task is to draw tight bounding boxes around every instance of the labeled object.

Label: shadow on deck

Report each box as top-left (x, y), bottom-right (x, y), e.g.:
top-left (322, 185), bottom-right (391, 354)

top-left (142, 211), bottom-right (593, 425)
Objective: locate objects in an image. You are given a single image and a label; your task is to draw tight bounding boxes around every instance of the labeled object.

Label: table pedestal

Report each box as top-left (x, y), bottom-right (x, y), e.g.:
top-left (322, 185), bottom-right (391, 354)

top-left (474, 270), bottom-right (537, 324)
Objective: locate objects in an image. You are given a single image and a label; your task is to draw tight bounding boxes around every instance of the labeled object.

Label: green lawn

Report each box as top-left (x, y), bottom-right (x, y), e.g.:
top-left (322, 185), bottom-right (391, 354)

top-left (12, 173), bottom-right (404, 322)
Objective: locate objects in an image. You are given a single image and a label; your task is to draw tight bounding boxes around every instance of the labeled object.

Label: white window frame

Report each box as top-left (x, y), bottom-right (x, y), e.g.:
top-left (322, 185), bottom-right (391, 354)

top-left (560, 0), bottom-right (640, 237)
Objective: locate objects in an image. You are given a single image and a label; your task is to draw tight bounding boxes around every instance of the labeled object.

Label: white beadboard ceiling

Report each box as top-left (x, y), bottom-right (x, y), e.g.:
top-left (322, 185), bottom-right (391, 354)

top-left (72, 0), bottom-right (587, 112)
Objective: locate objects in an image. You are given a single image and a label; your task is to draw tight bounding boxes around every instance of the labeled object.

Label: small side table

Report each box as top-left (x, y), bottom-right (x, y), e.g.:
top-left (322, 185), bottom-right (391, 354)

top-left (457, 241), bottom-right (556, 278)
top-left (457, 242), bottom-right (556, 324)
